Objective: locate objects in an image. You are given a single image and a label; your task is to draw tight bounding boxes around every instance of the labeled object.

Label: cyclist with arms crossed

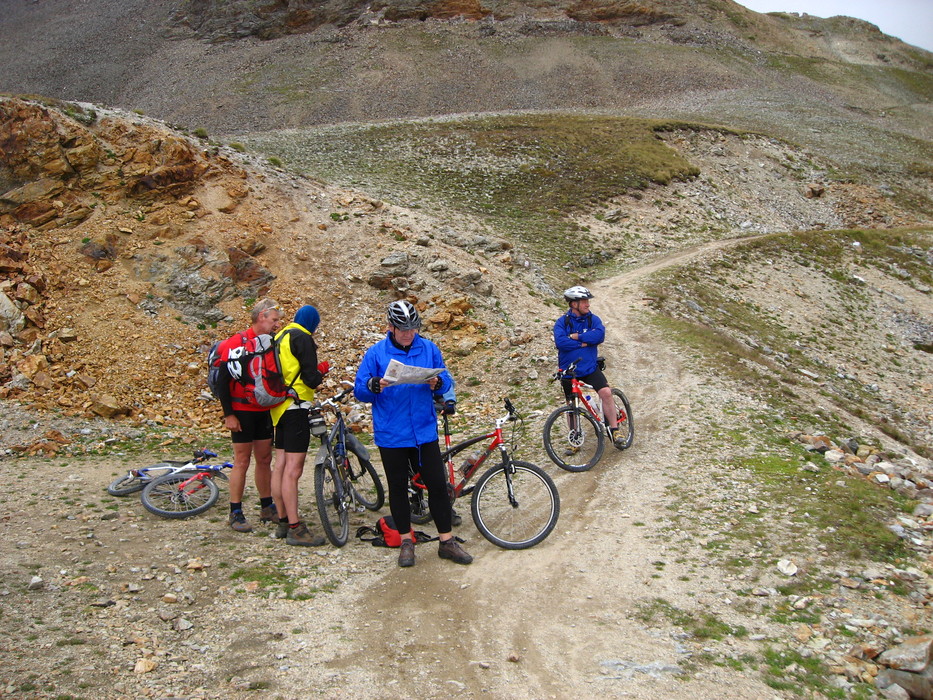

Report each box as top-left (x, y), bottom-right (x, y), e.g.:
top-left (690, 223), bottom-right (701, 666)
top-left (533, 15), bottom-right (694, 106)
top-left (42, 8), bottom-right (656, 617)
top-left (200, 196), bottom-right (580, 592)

top-left (553, 286), bottom-right (626, 448)
top-left (215, 298), bottom-right (282, 533)
top-left (354, 300), bottom-right (473, 568)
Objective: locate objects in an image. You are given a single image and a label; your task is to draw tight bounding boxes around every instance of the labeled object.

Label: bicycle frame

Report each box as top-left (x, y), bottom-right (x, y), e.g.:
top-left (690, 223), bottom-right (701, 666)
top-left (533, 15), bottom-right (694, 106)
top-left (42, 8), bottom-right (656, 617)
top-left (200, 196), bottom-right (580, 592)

top-left (317, 388), bottom-right (354, 498)
top-left (129, 449), bottom-right (216, 480)
top-left (411, 399), bottom-right (560, 549)
top-left (555, 360), bottom-right (613, 434)
top-left (566, 377), bottom-right (607, 431)
top-left (164, 462), bottom-right (233, 492)
top-left (413, 405), bottom-right (516, 501)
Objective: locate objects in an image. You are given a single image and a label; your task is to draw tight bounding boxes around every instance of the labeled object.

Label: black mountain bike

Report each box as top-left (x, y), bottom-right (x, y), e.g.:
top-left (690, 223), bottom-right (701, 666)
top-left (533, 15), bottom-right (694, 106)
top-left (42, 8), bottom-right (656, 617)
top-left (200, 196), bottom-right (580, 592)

top-left (312, 383), bottom-right (385, 547)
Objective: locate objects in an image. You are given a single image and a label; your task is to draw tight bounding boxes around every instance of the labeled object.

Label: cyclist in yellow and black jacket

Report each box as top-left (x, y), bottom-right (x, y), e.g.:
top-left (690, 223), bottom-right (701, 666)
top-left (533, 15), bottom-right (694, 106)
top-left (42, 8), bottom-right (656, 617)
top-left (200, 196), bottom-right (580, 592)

top-left (270, 305), bottom-right (329, 547)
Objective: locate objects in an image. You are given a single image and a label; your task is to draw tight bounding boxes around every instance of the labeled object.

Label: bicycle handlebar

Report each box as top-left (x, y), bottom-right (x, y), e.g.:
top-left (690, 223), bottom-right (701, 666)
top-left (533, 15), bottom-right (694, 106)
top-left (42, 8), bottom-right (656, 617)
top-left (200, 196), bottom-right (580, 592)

top-left (316, 385), bottom-right (353, 412)
top-left (552, 357), bottom-right (583, 380)
top-left (494, 397), bottom-right (521, 428)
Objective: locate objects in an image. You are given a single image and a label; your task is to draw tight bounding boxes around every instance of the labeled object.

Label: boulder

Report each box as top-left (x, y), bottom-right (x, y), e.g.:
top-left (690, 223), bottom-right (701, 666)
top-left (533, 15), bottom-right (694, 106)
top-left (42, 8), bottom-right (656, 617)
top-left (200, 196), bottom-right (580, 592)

top-left (89, 393), bottom-right (129, 418)
top-left (0, 291), bottom-right (25, 334)
top-left (879, 635), bottom-right (933, 673)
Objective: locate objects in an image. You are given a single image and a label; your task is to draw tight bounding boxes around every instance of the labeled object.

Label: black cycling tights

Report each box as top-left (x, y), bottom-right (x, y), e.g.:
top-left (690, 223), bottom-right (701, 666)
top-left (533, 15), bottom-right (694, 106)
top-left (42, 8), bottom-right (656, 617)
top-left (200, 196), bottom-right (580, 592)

top-left (378, 441), bottom-right (452, 536)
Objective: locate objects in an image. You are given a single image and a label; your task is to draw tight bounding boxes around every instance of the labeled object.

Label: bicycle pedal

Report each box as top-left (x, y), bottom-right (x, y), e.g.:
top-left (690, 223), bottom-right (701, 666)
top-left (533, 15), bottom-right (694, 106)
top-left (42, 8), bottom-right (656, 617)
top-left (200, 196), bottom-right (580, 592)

top-left (460, 485), bottom-right (475, 497)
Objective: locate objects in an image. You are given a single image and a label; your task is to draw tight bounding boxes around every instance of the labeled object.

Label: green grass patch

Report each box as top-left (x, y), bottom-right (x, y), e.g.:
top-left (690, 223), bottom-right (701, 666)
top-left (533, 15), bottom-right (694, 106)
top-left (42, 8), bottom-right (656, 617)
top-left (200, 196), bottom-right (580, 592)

top-left (765, 54), bottom-right (933, 105)
top-left (230, 565), bottom-right (290, 587)
top-left (633, 597), bottom-right (746, 640)
top-left (55, 637), bottom-right (87, 646)
top-left (762, 646), bottom-right (873, 699)
top-left (240, 113), bottom-right (701, 271)
top-left (725, 447), bottom-right (913, 563)
top-left (229, 564), bottom-right (331, 600)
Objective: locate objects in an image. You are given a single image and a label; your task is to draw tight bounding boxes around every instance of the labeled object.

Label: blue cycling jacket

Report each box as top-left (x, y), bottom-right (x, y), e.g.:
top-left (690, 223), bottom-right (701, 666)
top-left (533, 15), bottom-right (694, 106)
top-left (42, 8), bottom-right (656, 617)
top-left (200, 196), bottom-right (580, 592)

top-left (553, 310), bottom-right (606, 376)
top-left (354, 333), bottom-right (453, 448)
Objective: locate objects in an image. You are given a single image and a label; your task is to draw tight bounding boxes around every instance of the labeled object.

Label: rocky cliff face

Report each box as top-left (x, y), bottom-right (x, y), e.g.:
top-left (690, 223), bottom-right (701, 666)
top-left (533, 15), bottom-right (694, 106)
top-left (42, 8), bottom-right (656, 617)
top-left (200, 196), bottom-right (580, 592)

top-left (0, 98), bottom-right (274, 423)
top-left (167, 0), bottom-right (902, 50)
top-left (0, 96), bottom-right (551, 439)
top-left (169, 0), bottom-right (692, 40)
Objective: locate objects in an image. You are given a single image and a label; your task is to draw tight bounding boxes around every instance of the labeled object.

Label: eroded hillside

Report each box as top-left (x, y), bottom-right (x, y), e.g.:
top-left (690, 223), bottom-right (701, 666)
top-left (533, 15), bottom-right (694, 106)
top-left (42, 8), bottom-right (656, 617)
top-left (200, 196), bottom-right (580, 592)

top-left (0, 97), bottom-right (561, 449)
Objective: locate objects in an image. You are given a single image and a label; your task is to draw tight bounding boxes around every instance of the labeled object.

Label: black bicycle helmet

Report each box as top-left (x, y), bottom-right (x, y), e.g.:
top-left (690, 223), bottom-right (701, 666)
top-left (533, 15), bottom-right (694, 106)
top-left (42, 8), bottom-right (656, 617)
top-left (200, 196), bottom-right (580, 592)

top-left (563, 285), bottom-right (594, 302)
top-left (387, 300), bottom-right (422, 330)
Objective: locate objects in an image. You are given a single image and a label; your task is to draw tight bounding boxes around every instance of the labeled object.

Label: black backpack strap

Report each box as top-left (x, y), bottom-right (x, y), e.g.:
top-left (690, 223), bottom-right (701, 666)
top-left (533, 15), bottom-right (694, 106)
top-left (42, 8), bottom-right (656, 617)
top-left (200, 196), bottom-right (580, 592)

top-left (273, 330), bottom-right (302, 399)
top-left (355, 525), bottom-right (460, 546)
top-left (413, 532), bottom-right (464, 544)
top-left (355, 525), bottom-right (386, 546)
top-left (563, 311), bottom-right (594, 332)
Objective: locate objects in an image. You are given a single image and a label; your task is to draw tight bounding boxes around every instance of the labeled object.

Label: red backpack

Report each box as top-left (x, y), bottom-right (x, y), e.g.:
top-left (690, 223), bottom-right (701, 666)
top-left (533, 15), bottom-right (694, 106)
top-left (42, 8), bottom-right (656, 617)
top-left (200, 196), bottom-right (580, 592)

top-left (224, 333), bottom-right (298, 409)
top-left (355, 517), bottom-right (435, 547)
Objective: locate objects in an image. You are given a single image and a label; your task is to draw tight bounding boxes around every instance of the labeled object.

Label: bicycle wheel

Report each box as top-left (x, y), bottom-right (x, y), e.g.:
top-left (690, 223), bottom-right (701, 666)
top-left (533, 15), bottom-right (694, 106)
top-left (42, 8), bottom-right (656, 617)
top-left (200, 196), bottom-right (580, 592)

top-left (542, 405), bottom-right (604, 472)
top-left (141, 472), bottom-right (219, 518)
top-left (408, 476), bottom-right (432, 525)
top-left (106, 461), bottom-right (186, 495)
top-left (315, 458), bottom-right (349, 546)
top-left (470, 461), bottom-right (560, 550)
top-left (346, 449), bottom-right (385, 511)
top-left (609, 388), bottom-right (634, 450)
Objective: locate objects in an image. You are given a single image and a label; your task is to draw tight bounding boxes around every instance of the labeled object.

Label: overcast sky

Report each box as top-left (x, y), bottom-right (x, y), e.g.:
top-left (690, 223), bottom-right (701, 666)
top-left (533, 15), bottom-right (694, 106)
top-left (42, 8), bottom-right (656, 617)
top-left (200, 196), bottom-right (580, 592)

top-left (734, 0), bottom-right (933, 52)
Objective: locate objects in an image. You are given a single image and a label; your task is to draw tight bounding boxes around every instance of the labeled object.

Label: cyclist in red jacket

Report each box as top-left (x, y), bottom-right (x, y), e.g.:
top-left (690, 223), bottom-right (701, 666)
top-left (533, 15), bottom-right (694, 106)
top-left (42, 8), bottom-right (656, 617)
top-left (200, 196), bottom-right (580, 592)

top-left (215, 298), bottom-right (282, 533)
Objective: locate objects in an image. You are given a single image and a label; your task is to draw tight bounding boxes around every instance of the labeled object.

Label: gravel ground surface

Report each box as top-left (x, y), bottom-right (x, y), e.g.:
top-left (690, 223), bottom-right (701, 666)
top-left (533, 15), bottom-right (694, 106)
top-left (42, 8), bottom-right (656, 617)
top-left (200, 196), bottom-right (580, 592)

top-left (0, 242), bottom-right (781, 700)
top-left (3, 232), bottom-right (931, 699)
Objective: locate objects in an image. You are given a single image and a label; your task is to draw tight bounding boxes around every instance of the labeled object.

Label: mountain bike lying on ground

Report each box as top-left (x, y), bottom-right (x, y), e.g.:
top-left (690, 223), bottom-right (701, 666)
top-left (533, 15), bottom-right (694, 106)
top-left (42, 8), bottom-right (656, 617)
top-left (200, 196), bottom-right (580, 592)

top-left (409, 398), bottom-right (560, 550)
top-left (139, 453), bottom-right (234, 518)
top-left (542, 357), bottom-right (634, 472)
top-left (107, 448), bottom-right (227, 496)
top-left (313, 383), bottom-right (386, 547)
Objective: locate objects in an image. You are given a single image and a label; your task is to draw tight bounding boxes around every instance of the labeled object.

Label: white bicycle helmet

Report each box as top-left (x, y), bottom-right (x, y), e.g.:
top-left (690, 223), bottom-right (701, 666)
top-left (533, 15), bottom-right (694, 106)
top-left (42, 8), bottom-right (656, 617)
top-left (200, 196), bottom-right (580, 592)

top-left (225, 345), bottom-right (246, 381)
top-left (387, 300), bottom-right (421, 330)
top-left (563, 285), bottom-right (594, 302)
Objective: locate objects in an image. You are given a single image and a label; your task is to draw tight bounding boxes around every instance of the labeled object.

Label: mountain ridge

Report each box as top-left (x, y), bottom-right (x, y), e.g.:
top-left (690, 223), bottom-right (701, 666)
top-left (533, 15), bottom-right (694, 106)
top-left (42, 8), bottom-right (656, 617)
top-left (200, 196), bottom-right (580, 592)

top-left (1, 0), bottom-right (930, 147)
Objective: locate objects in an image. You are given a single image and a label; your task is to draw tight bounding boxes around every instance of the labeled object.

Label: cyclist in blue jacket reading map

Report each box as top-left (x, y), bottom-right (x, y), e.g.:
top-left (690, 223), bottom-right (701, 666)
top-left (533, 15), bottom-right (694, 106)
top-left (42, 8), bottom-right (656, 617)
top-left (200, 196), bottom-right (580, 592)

top-left (553, 286), bottom-right (626, 448)
top-left (354, 300), bottom-right (473, 568)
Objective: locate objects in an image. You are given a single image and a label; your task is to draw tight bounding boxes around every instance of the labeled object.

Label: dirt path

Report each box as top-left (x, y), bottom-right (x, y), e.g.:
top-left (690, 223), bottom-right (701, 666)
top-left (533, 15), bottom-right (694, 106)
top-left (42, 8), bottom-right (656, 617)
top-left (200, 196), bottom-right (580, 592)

top-left (272, 235), bottom-right (780, 699)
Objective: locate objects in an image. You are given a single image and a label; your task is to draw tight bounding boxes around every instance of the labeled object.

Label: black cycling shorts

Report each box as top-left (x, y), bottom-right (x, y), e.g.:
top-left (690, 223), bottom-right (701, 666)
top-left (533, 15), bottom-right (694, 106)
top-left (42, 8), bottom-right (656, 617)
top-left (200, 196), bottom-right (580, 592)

top-left (561, 369), bottom-right (609, 402)
top-left (230, 410), bottom-right (274, 443)
top-left (274, 408), bottom-right (311, 454)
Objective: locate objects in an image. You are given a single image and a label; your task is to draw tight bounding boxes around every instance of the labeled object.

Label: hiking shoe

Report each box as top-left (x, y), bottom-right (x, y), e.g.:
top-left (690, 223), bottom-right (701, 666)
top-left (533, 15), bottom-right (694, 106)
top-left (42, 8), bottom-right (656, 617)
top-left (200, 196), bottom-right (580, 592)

top-left (274, 520), bottom-right (289, 539)
top-left (451, 508), bottom-right (463, 527)
top-left (286, 522), bottom-right (325, 547)
top-left (398, 540), bottom-right (416, 568)
top-left (228, 511), bottom-right (252, 533)
top-left (438, 538), bottom-right (473, 565)
top-left (609, 428), bottom-right (628, 449)
top-left (259, 504), bottom-right (278, 523)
